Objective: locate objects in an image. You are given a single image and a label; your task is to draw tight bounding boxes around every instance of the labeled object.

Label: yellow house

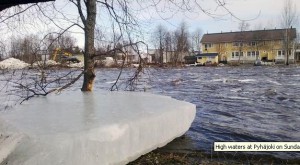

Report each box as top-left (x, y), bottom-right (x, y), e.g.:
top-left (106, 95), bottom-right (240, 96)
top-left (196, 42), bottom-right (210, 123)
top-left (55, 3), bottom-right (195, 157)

top-left (200, 28), bottom-right (297, 64)
top-left (195, 53), bottom-right (218, 65)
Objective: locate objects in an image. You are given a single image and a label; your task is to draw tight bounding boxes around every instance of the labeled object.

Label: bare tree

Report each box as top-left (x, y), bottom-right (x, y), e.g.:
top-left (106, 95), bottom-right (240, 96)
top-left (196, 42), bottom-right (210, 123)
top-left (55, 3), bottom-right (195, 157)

top-left (238, 21), bottom-right (250, 31)
top-left (235, 21), bottom-right (250, 63)
top-left (172, 21), bottom-right (190, 66)
top-left (164, 31), bottom-right (172, 64)
top-left (281, 0), bottom-right (298, 65)
top-left (10, 35), bottom-right (41, 64)
top-left (192, 28), bottom-right (203, 53)
top-left (1, 0), bottom-right (244, 94)
top-left (216, 42), bottom-right (227, 62)
top-left (71, 0), bottom-right (96, 91)
top-left (153, 24), bottom-right (167, 64)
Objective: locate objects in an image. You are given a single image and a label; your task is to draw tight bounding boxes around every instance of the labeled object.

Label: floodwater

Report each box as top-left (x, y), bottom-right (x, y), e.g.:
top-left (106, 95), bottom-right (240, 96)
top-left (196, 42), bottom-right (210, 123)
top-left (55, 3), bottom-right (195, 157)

top-left (1, 65), bottom-right (300, 159)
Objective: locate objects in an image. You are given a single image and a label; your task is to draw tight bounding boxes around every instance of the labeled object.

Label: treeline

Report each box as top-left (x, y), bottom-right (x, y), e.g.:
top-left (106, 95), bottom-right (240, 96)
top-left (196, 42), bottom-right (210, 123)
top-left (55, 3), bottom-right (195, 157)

top-left (0, 22), bottom-right (203, 66)
top-left (2, 33), bottom-right (79, 64)
top-left (152, 21), bottom-right (202, 65)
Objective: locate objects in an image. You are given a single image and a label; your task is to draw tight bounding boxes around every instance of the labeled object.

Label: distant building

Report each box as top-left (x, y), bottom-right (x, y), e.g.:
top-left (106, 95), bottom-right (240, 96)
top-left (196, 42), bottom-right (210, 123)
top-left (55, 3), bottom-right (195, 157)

top-left (201, 28), bottom-right (297, 64)
top-left (195, 53), bottom-right (218, 65)
top-left (148, 49), bottom-right (187, 64)
top-left (295, 43), bottom-right (300, 62)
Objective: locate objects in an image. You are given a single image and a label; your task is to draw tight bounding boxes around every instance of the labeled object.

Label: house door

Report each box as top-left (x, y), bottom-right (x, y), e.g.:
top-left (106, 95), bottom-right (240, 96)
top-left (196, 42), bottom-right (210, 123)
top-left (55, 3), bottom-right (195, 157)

top-left (222, 56), bottom-right (227, 61)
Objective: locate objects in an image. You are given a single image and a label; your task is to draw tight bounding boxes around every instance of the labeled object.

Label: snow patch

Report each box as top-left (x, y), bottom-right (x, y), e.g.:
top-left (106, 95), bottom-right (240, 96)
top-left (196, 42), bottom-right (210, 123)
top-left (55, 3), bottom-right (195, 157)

top-left (0, 58), bottom-right (29, 70)
top-left (32, 60), bottom-right (59, 67)
top-left (103, 57), bottom-right (114, 67)
top-left (0, 91), bottom-right (196, 165)
top-left (67, 62), bottom-right (84, 68)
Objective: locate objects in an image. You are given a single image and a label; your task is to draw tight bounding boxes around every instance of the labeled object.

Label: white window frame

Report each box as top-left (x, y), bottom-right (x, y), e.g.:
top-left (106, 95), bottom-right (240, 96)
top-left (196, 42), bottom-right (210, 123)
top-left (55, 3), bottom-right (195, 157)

top-left (277, 50), bottom-right (283, 57)
top-left (205, 43), bottom-right (212, 48)
top-left (247, 51), bottom-right (251, 57)
top-left (251, 51), bottom-right (256, 57)
top-left (232, 51), bottom-right (243, 58)
top-left (240, 52), bottom-right (244, 57)
top-left (277, 50), bottom-right (292, 57)
top-left (233, 42), bottom-right (243, 47)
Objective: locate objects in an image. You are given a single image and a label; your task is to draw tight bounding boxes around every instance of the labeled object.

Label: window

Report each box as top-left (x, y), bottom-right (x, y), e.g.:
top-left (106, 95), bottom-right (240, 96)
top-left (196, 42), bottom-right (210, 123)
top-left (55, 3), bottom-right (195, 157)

top-left (245, 51), bottom-right (259, 58)
top-left (204, 43), bottom-right (212, 50)
top-left (232, 51), bottom-right (243, 58)
top-left (248, 42), bottom-right (257, 46)
top-left (247, 51), bottom-right (251, 57)
top-left (277, 50), bottom-right (291, 57)
top-left (277, 50), bottom-right (284, 58)
top-left (233, 42), bottom-right (243, 47)
top-left (278, 50), bottom-right (282, 56)
top-left (250, 51), bottom-right (259, 57)
top-left (277, 50), bottom-right (284, 57)
top-left (235, 52), bottom-right (239, 57)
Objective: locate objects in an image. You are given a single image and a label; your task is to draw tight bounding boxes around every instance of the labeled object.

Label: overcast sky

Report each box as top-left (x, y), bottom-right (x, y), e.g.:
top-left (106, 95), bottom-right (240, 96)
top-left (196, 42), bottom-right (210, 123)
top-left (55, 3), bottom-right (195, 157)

top-left (145, 0), bottom-right (299, 32)
top-left (1, 0), bottom-right (299, 49)
top-left (101, 0), bottom-right (299, 48)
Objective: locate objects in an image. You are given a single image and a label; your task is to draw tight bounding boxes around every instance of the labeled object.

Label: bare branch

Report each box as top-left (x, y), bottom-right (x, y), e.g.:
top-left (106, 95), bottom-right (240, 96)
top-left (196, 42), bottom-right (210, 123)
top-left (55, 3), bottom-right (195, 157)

top-left (75, 0), bottom-right (86, 26)
top-left (0, 4), bottom-right (37, 23)
top-left (0, 0), bottom-right (54, 11)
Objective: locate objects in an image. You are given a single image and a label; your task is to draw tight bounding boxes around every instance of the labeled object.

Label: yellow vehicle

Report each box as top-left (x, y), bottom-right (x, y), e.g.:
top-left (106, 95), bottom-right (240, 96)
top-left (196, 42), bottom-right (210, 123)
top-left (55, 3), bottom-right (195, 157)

top-left (51, 48), bottom-right (80, 63)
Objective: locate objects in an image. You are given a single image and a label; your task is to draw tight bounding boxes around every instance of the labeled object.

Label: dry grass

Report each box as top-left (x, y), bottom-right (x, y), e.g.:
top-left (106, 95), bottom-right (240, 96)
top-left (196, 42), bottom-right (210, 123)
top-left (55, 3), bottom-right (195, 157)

top-left (128, 149), bottom-right (300, 165)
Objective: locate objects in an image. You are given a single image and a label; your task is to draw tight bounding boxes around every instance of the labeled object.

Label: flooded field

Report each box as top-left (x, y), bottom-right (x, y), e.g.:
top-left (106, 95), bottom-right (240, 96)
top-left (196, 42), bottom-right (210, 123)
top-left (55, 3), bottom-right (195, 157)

top-left (1, 65), bottom-right (300, 160)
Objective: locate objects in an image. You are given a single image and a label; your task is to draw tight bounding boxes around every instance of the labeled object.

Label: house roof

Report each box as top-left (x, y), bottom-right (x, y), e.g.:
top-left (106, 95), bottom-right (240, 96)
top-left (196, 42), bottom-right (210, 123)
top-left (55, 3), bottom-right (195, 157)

top-left (201, 28), bottom-right (297, 43)
top-left (196, 53), bottom-right (218, 57)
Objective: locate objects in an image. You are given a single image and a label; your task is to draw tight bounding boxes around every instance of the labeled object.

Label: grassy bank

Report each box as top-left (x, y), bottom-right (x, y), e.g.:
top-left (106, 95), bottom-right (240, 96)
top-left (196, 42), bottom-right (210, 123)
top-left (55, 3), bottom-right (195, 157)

top-left (129, 148), bottom-right (300, 165)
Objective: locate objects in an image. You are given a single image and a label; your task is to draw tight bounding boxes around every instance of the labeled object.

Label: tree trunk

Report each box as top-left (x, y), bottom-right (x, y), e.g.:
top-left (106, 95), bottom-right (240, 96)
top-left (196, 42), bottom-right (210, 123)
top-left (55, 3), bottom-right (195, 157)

top-left (285, 29), bottom-right (289, 65)
top-left (81, 0), bottom-right (96, 91)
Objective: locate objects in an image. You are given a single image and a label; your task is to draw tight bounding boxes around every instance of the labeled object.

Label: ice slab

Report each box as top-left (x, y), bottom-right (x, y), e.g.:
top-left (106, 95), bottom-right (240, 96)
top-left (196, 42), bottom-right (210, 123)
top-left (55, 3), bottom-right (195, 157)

top-left (0, 91), bottom-right (195, 165)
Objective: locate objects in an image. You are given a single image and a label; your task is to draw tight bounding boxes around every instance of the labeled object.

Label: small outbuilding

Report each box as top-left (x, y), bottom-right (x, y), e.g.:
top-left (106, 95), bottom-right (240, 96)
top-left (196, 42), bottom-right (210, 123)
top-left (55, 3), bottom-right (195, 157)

top-left (184, 56), bottom-right (197, 64)
top-left (195, 53), bottom-right (219, 65)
